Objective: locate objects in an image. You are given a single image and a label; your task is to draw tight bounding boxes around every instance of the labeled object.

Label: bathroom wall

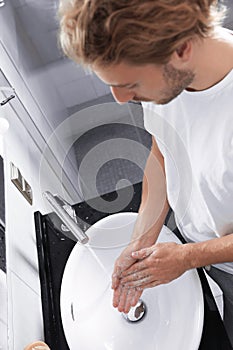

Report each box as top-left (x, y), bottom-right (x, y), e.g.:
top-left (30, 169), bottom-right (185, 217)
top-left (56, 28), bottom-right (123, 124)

top-left (0, 2), bottom-right (232, 350)
top-left (0, 153), bottom-right (7, 350)
top-left (0, 88), bottom-right (45, 349)
top-left (0, 5), bottom-right (138, 349)
top-left (0, 2), bottom-right (89, 349)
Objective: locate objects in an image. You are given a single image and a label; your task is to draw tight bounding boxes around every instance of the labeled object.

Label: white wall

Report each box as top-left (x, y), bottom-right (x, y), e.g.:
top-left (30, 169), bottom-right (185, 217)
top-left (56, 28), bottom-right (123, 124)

top-left (0, 2), bottom-right (74, 349)
top-left (0, 1), bottom-right (67, 131)
top-left (0, 3), bottom-right (145, 349)
top-left (0, 269), bottom-right (7, 350)
top-left (0, 80), bottom-right (48, 348)
top-left (0, 5), bottom-right (125, 349)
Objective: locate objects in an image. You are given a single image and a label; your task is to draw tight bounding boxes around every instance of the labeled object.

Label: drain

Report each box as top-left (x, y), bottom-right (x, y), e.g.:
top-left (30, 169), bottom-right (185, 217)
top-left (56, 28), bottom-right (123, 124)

top-left (122, 299), bottom-right (147, 323)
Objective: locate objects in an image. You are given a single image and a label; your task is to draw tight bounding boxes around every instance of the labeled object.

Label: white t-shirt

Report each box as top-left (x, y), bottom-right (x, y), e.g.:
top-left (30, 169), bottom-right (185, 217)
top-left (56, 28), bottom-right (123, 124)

top-left (142, 68), bottom-right (233, 274)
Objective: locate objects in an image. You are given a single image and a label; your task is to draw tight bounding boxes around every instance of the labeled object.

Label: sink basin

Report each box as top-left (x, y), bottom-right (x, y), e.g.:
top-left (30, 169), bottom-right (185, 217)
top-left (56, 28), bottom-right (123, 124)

top-left (60, 212), bottom-right (204, 350)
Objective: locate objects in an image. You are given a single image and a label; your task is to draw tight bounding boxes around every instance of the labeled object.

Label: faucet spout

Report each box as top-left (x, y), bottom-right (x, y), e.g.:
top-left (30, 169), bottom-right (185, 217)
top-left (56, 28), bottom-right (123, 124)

top-left (43, 191), bottom-right (89, 244)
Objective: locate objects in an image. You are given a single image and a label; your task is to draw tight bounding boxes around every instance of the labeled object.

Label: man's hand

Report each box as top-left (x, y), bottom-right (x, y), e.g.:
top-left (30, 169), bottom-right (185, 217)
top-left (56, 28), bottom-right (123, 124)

top-left (111, 135), bottom-right (169, 314)
top-left (111, 241), bottom-right (143, 313)
top-left (112, 284), bottom-right (143, 314)
top-left (119, 242), bottom-right (190, 290)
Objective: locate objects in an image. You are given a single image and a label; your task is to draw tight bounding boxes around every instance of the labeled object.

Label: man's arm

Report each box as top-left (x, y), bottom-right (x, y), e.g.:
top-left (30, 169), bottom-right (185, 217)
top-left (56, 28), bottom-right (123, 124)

top-left (130, 136), bottom-right (169, 246)
top-left (119, 141), bottom-right (233, 289)
top-left (185, 234), bottom-right (233, 268)
top-left (119, 232), bottom-right (233, 291)
top-left (111, 136), bottom-right (169, 312)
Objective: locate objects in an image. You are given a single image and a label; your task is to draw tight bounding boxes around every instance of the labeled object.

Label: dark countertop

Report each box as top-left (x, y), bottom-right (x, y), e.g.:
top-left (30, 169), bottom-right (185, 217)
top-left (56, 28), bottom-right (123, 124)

top-left (35, 182), bottom-right (232, 350)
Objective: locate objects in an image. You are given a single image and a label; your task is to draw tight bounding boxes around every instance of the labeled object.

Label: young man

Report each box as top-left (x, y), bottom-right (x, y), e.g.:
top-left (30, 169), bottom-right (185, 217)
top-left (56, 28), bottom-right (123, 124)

top-left (59, 0), bottom-right (233, 344)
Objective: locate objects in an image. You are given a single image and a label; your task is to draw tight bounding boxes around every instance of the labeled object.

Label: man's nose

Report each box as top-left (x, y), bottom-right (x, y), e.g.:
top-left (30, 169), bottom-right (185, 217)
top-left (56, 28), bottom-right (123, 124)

top-left (110, 86), bottom-right (134, 104)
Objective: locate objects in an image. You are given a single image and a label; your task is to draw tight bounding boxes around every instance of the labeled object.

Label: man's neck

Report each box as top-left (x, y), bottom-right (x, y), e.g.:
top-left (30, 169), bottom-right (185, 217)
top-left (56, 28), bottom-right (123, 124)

top-left (188, 27), bottom-right (233, 91)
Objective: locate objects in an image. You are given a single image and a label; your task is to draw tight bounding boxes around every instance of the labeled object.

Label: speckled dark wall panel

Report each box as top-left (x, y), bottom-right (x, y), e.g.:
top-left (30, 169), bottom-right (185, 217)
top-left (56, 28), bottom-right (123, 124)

top-left (73, 122), bottom-right (152, 196)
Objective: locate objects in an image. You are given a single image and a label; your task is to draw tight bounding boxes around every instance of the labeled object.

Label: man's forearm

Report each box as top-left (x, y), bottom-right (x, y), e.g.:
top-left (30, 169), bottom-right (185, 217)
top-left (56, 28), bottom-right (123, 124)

top-left (131, 197), bottom-right (170, 246)
top-left (184, 234), bottom-right (233, 269)
top-left (130, 136), bottom-right (170, 246)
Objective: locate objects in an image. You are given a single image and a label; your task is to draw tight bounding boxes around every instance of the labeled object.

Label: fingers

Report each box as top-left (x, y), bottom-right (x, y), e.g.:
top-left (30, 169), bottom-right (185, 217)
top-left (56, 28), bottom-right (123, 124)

top-left (112, 261), bottom-right (137, 289)
top-left (111, 250), bottom-right (137, 289)
top-left (111, 266), bottom-right (121, 289)
top-left (131, 246), bottom-right (153, 260)
top-left (117, 286), bottom-right (129, 312)
top-left (123, 288), bottom-right (135, 313)
top-left (120, 259), bottom-right (147, 278)
top-left (136, 280), bottom-right (163, 289)
top-left (132, 289), bottom-right (143, 306)
top-left (120, 271), bottom-right (153, 287)
top-left (113, 284), bottom-right (122, 308)
top-left (113, 285), bottom-right (143, 313)
top-left (123, 289), bottom-right (142, 314)
top-left (111, 244), bottom-right (155, 313)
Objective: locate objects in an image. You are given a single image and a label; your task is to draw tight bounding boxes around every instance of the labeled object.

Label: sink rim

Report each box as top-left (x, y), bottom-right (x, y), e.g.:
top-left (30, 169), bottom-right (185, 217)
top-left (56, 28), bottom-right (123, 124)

top-left (60, 212), bottom-right (204, 350)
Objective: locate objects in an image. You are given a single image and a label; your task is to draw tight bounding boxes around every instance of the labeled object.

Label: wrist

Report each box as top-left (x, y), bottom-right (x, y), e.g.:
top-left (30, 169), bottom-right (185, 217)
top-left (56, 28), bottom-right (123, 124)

top-left (131, 214), bottom-right (164, 247)
top-left (182, 241), bottom-right (210, 270)
top-left (131, 225), bottom-right (161, 249)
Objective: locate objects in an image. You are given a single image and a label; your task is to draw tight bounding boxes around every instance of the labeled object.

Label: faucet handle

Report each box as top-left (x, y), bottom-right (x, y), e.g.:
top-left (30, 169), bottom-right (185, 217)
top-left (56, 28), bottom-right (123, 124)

top-left (43, 191), bottom-right (89, 244)
top-left (55, 195), bottom-right (78, 223)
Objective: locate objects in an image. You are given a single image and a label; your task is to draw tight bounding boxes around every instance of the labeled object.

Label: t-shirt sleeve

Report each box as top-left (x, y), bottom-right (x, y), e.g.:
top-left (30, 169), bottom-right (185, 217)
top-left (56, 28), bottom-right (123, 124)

top-left (142, 102), bottom-right (166, 156)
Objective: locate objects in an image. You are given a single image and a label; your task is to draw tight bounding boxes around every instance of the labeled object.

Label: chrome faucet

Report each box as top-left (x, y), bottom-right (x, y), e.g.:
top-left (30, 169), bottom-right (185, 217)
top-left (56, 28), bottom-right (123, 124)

top-left (43, 191), bottom-right (89, 244)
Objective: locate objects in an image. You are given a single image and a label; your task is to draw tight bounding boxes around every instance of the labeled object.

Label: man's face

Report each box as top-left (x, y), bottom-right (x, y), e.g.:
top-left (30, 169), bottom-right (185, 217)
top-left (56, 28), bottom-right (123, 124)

top-left (93, 61), bottom-right (195, 105)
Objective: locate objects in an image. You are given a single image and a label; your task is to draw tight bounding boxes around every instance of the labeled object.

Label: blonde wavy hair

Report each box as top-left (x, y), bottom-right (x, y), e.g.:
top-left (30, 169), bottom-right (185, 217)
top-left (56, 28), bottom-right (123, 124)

top-left (59, 0), bottom-right (224, 67)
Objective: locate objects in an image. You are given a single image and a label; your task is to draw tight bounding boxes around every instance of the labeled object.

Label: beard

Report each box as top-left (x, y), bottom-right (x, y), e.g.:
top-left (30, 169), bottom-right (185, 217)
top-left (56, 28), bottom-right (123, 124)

top-left (132, 64), bottom-right (195, 105)
top-left (158, 63), bottom-right (195, 104)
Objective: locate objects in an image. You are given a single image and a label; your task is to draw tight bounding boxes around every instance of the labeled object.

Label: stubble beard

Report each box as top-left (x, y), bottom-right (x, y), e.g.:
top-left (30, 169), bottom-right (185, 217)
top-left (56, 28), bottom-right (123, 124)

top-left (131, 63), bottom-right (195, 105)
top-left (157, 63), bottom-right (195, 105)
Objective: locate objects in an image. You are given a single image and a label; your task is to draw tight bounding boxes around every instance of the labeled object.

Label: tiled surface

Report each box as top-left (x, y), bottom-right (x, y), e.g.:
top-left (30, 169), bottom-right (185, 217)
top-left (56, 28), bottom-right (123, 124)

top-left (69, 101), bottom-right (151, 197)
top-left (73, 110), bottom-right (152, 197)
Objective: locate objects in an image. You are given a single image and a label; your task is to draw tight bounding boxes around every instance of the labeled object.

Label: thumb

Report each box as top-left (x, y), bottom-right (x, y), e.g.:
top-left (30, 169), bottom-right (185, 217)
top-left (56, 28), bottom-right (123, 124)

top-left (131, 247), bottom-right (153, 260)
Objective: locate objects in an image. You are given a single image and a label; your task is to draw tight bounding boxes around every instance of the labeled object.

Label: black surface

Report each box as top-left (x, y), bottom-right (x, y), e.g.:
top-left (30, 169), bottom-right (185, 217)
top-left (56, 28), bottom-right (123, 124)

top-left (35, 182), bottom-right (232, 350)
top-left (198, 268), bottom-right (232, 350)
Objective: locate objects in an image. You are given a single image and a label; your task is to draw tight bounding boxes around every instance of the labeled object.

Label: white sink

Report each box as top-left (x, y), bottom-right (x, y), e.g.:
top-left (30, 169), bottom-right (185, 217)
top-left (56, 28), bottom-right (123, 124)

top-left (60, 212), bottom-right (204, 350)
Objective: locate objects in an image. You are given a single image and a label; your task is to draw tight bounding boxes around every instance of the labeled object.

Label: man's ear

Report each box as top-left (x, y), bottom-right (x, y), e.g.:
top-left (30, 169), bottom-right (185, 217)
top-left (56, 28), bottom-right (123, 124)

top-left (170, 40), bottom-right (193, 67)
